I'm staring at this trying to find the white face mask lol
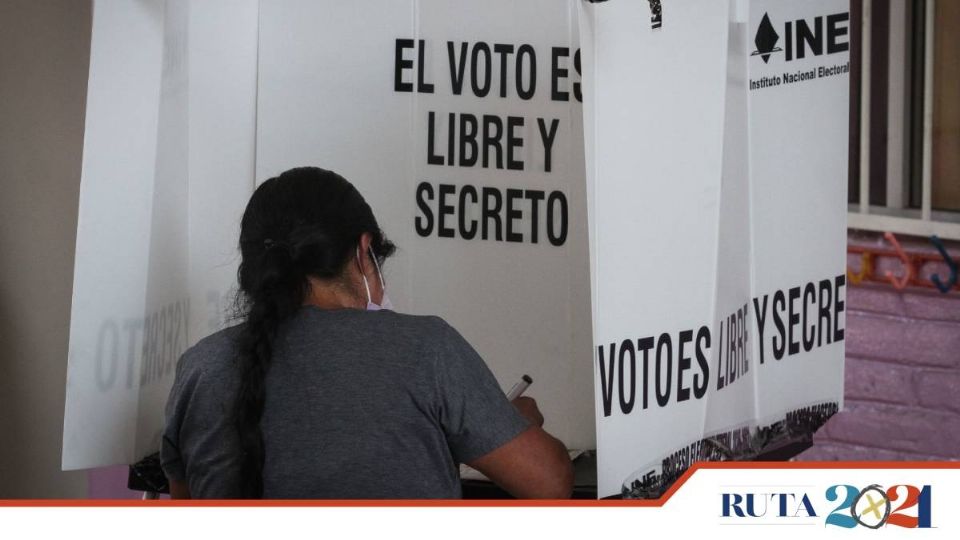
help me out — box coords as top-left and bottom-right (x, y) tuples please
(357, 246), (393, 311)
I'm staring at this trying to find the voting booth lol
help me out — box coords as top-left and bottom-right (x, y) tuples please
(63, 0), (849, 499)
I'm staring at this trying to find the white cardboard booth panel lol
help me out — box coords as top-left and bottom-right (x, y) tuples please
(64, 0), (848, 499)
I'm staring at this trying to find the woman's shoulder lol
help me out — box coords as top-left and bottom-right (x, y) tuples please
(173, 324), (245, 383)
(377, 310), (452, 333)
(372, 311), (473, 351)
(301, 306), (454, 339)
(374, 312), (480, 361)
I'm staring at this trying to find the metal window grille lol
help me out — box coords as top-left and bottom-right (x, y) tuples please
(848, 0), (960, 240)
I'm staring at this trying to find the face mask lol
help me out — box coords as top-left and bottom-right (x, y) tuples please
(357, 246), (393, 311)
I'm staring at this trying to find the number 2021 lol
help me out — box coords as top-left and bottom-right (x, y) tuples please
(825, 484), (932, 528)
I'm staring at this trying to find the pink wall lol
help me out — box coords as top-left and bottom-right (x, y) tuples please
(797, 233), (960, 462)
(88, 465), (141, 500)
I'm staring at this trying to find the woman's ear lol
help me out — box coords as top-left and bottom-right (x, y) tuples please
(354, 232), (374, 276)
(359, 232), (374, 254)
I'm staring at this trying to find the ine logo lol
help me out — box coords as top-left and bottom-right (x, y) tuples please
(752, 13), (782, 63)
(752, 11), (850, 64)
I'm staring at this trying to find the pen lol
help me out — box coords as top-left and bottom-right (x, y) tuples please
(506, 374), (533, 401)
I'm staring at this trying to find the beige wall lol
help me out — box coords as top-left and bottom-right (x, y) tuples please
(933, 0), (960, 211)
(0, 0), (92, 497)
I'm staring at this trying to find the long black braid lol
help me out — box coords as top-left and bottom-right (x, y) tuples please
(233, 167), (395, 497)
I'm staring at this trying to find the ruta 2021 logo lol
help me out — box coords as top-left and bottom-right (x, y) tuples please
(722, 484), (933, 529)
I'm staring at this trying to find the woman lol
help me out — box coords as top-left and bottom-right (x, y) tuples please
(160, 167), (573, 499)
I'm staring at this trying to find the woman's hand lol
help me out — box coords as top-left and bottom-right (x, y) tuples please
(511, 396), (544, 427)
(468, 396), (573, 498)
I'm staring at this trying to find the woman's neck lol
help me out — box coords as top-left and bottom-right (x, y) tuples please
(303, 278), (364, 310)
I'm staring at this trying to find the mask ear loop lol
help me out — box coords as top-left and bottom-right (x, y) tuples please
(368, 246), (386, 291)
(356, 246), (372, 303)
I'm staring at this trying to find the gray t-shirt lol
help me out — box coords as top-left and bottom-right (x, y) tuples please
(160, 307), (529, 499)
